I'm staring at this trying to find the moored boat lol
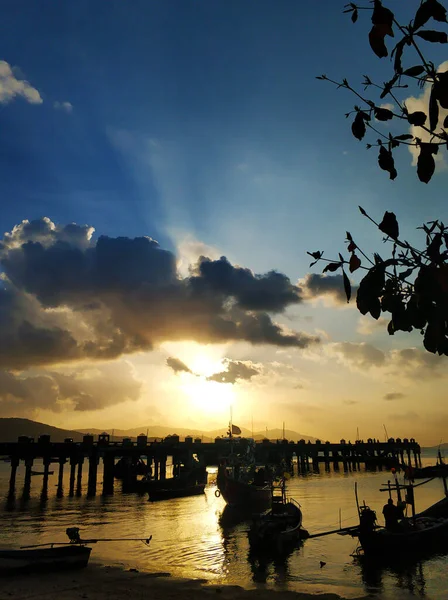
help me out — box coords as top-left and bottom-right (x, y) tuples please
(354, 473), (448, 558)
(0, 545), (91, 575)
(148, 482), (206, 501)
(249, 479), (309, 552)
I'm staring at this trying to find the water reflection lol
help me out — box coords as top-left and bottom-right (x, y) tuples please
(247, 547), (292, 586)
(357, 555), (428, 597)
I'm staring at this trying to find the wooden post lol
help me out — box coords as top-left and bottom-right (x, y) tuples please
(160, 456), (167, 481)
(57, 458), (66, 497)
(87, 453), (98, 497)
(8, 458), (19, 497)
(69, 458), (77, 496)
(42, 459), (51, 498)
(102, 455), (115, 495)
(76, 458), (84, 496)
(23, 458), (33, 499)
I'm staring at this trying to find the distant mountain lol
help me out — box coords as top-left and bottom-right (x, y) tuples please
(0, 418), (85, 443)
(0, 418), (318, 444)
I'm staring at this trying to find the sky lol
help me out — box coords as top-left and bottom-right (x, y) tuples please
(0, 0), (447, 445)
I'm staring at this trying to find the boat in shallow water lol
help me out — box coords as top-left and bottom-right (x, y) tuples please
(148, 482), (206, 501)
(249, 479), (309, 552)
(354, 473), (448, 559)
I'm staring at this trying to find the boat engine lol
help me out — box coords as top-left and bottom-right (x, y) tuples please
(66, 527), (82, 544)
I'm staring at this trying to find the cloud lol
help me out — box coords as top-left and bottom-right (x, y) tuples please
(0, 60), (42, 105)
(357, 316), (389, 336)
(389, 347), (448, 380)
(405, 61), (448, 170)
(300, 273), (358, 306)
(54, 101), (73, 113)
(0, 361), (142, 415)
(166, 357), (193, 374)
(331, 342), (386, 369)
(207, 360), (260, 384)
(0, 218), (319, 370)
(384, 392), (405, 401)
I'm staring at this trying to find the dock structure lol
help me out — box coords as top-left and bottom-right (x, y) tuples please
(0, 434), (421, 498)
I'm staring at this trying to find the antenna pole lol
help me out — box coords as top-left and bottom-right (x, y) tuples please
(383, 424), (389, 442)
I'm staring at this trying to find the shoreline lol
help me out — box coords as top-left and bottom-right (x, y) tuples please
(0, 564), (368, 600)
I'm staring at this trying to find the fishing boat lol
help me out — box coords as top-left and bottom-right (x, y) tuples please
(354, 472), (448, 558)
(148, 482), (206, 501)
(0, 527), (152, 576)
(248, 478), (309, 552)
(409, 451), (448, 479)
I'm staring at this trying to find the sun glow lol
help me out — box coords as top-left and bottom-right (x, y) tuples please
(180, 377), (235, 416)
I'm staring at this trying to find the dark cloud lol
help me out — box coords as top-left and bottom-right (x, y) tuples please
(207, 360), (260, 384)
(166, 357), (192, 374)
(0, 218), (320, 370)
(301, 274), (358, 305)
(390, 348), (448, 380)
(0, 362), (142, 415)
(384, 392), (405, 401)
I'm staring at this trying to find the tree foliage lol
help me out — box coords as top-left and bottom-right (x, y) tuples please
(317, 0), (448, 183)
(310, 1), (448, 356)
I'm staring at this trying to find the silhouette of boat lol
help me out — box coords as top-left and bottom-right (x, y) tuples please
(30, 470), (54, 476)
(410, 451), (448, 479)
(0, 528), (151, 576)
(354, 473), (448, 558)
(148, 482), (206, 501)
(249, 478), (309, 552)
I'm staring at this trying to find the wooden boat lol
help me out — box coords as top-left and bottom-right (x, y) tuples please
(148, 482), (206, 501)
(248, 479), (309, 552)
(0, 527), (152, 576)
(217, 464), (271, 511)
(0, 545), (91, 575)
(410, 451), (448, 479)
(354, 474), (448, 558)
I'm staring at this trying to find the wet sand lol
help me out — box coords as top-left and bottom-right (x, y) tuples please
(0, 565), (367, 600)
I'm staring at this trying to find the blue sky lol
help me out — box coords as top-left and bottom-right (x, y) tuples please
(0, 1), (447, 443)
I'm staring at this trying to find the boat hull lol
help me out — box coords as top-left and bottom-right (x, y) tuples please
(217, 474), (271, 511)
(0, 545), (92, 576)
(359, 517), (448, 557)
(148, 483), (206, 501)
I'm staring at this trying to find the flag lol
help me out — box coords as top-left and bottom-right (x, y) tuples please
(231, 424), (241, 435)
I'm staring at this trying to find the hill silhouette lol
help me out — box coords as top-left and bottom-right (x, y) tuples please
(0, 418), (317, 444)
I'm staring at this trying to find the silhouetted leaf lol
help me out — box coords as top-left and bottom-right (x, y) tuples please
(371, 0), (394, 33)
(403, 65), (426, 77)
(407, 111), (427, 126)
(434, 71), (448, 109)
(387, 320), (395, 335)
(346, 231), (353, 242)
(342, 270), (351, 303)
(429, 85), (439, 131)
(378, 146), (397, 180)
(380, 73), (399, 99)
(379, 211), (399, 239)
(323, 262), (341, 273)
(369, 24), (389, 58)
(417, 143), (438, 183)
(424, 319), (440, 353)
(395, 134), (414, 141)
(415, 30), (448, 43)
(349, 253), (361, 272)
(399, 268), (414, 281)
(352, 112), (366, 140)
(347, 241), (357, 252)
(427, 232), (443, 261)
(374, 107), (393, 121)
(352, 8), (358, 23)
(392, 39), (405, 73)
(307, 251), (323, 260)
(444, 115), (448, 128)
(414, 0), (447, 29)
(359, 206), (368, 216)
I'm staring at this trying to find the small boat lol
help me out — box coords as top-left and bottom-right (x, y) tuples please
(354, 473), (448, 558)
(148, 483), (206, 501)
(31, 470), (54, 476)
(217, 464), (272, 511)
(0, 527), (152, 576)
(409, 451), (448, 479)
(249, 479), (309, 552)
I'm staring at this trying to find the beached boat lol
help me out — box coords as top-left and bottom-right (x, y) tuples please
(0, 545), (92, 575)
(148, 482), (206, 501)
(0, 527), (152, 576)
(249, 479), (309, 552)
(354, 474), (448, 558)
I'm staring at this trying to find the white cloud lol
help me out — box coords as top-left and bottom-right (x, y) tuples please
(405, 60), (448, 170)
(357, 315), (388, 335)
(0, 60), (42, 105)
(54, 101), (73, 113)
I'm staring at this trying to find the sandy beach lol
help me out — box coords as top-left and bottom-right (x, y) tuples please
(0, 565), (368, 600)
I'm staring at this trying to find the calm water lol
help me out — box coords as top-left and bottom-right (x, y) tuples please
(1, 456), (447, 599)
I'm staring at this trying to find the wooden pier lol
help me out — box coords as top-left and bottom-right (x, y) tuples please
(0, 434), (421, 498)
